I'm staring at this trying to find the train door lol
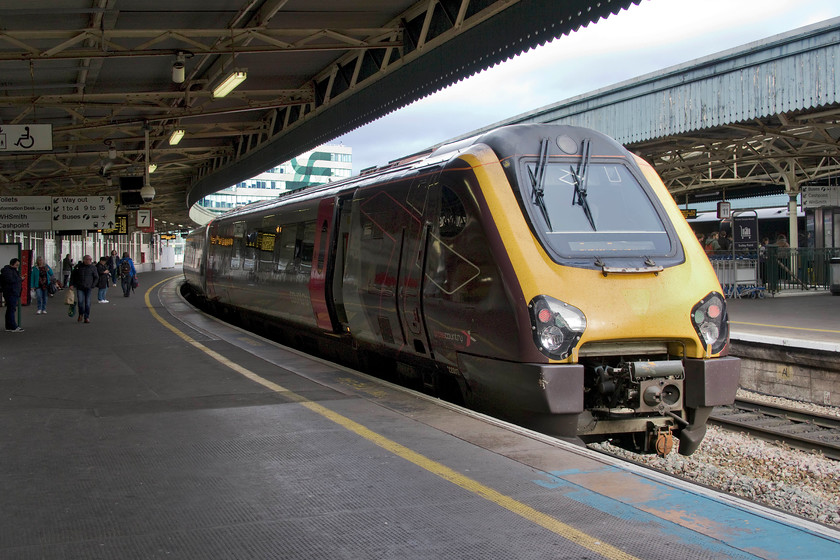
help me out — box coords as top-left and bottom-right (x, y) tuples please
(397, 176), (437, 356)
(329, 195), (354, 332)
(308, 197), (335, 331)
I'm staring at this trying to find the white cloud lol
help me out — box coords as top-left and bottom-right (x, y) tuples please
(336, 0), (840, 172)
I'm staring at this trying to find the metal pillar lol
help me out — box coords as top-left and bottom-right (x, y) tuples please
(788, 194), (799, 249)
(780, 162), (800, 249)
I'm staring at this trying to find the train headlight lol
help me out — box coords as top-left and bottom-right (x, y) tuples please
(690, 292), (729, 355)
(529, 295), (586, 360)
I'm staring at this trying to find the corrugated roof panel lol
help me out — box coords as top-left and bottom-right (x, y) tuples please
(502, 17), (840, 144)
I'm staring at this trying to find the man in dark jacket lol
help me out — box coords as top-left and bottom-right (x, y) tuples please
(71, 255), (99, 323)
(1, 258), (24, 332)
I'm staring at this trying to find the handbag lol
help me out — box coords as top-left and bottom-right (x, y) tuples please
(64, 287), (76, 306)
(131, 275), (139, 289)
(47, 279), (58, 295)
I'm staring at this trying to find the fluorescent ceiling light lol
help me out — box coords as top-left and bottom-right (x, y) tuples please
(148, 163), (157, 174)
(213, 69), (247, 98)
(169, 129), (185, 145)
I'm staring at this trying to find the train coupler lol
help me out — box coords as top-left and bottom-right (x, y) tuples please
(648, 423), (674, 456)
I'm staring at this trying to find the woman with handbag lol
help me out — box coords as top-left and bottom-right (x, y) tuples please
(30, 256), (55, 315)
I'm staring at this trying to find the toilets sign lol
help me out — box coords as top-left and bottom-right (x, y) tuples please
(0, 195), (115, 231)
(0, 124), (53, 152)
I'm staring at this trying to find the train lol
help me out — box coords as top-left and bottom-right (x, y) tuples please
(183, 124), (740, 456)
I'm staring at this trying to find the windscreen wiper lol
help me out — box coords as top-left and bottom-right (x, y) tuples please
(528, 138), (552, 230)
(570, 138), (596, 231)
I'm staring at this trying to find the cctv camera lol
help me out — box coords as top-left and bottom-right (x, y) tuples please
(140, 184), (156, 203)
(172, 52), (186, 84)
(172, 62), (185, 84)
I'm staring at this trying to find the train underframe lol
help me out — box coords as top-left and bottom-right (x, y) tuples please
(183, 286), (738, 456)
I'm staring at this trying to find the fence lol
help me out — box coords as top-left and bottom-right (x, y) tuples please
(709, 247), (840, 296)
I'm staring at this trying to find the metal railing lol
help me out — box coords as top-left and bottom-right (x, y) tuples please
(708, 247), (840, 295)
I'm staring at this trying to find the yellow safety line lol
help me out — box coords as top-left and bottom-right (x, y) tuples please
(144, 277), (639, 560)
(731, 321), (840, 335)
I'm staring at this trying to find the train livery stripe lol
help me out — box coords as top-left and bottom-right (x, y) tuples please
(144, 277), (640, 560)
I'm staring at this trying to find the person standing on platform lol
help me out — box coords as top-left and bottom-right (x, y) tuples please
(72, 255), (99, 324)
(118, 252), (136, 298)
(107, 250), (119, 287)
(30, 256), (55, 314)
(61, 254), (73, 288)
(718, 229), (731, 252)
(96, 256), (111, 303)
(1, 258), (24, 332)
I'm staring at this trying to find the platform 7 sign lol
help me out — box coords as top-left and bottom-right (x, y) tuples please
(136, 209), (152, 229)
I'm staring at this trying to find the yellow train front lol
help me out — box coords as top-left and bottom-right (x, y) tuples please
(184, 124), (740, 456)
(422, 125), (739, 456)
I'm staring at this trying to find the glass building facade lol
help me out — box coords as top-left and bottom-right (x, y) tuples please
(198, 144), (352, 213)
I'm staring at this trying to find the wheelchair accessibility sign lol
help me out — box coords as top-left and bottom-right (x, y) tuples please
(0, 124), (53, 152)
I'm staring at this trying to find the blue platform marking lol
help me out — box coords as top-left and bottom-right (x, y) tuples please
(534, 466), (840, 560)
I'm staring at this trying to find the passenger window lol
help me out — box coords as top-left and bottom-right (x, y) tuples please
(276, 226), (296, 272)
(299, 221), (316, 270)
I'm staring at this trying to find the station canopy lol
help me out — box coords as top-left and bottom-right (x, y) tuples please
(0, 0), (642, 226)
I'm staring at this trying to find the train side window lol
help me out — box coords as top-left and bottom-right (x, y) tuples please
(439, 185), (467, 238)
(300, 221), (316, 266)
(276, 225), (296, 272)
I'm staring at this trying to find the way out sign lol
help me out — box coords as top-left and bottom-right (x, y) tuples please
(0, 124), (53, 152)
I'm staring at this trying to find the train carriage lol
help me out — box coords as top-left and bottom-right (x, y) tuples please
(184, 124), (740, 455)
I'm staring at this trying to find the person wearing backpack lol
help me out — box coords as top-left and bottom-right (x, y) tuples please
(118, 252), (136, 297)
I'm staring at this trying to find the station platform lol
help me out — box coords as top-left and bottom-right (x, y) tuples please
(1, 268), (839, 559)
(727, 290), (840, 352)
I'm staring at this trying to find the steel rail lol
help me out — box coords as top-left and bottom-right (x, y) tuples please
(709, 398), (840, 460)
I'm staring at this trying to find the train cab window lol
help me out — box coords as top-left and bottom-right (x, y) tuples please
(439, 185), (467, 238)
(522, 161), (673, 258)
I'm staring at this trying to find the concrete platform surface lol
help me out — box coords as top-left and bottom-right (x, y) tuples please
(727, 290), (839, 351)
(1, 268), (838, 559)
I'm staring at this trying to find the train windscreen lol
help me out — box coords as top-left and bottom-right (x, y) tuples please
(523, 161), (672, 258)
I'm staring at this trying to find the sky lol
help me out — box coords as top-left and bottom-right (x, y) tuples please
(333, 0), (840, 174)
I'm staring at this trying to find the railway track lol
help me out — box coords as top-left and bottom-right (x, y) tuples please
(709, 398), (840, 460)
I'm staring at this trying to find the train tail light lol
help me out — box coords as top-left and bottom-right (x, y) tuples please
(528, 295), (586, 360)
(690, 292), (729, 355)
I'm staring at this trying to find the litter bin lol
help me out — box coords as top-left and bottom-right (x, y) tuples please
(831, 257), (840, 295)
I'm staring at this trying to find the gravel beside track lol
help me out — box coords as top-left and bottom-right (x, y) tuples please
(589, 389), (840, 528)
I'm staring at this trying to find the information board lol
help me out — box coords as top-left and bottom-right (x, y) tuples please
(99, 214), (128, 235)
(0, 196), (53, 231)
(801, 185), (840, 208)
(51, 196), (116, 231)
